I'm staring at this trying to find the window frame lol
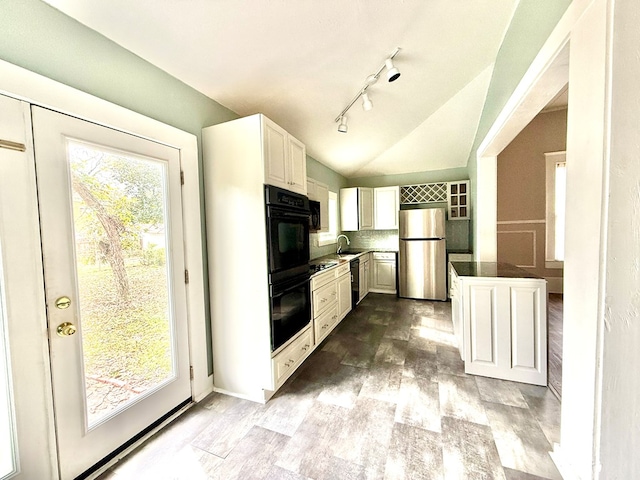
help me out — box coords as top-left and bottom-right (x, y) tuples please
(545, 151), (566, 268)
(317, 191), (338, 247)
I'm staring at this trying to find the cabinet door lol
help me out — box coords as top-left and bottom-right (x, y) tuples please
(340, 188), (359, 231)
(364, 259), (370, 295)
(449, 269), (464, 359)
(373, 260), (396, 292)
(315, 181), (330, 232)
(337, 272), (352, 320)
(307, 178), (317, 201)
(359, 187), (374, 230)
(374, 186), (399, 230)
(462, 280), (547, 385)
(358, 261), (366, 302)
(263, 120), (288, 189)
(287, 135), (307, 195)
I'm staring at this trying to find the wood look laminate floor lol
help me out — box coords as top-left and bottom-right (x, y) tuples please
(98, 294), (562, 480)
(547, 294), (563, 400)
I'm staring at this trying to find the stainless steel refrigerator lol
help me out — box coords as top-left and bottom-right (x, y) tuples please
(398, 208), (447, 300)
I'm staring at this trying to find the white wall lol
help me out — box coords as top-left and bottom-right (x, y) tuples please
(597, 0), (640, 476)
(560, 0), (608, 476)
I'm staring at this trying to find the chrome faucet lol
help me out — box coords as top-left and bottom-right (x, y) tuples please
(336, 234), (350, 254)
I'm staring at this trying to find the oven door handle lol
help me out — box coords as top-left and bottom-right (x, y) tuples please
(270, 276), (310, 296)
(281, 212), (310, 219)
(269, 209), (310, 220)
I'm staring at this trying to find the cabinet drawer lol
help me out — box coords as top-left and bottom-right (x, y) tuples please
(313, 280), (337, 317)
(311, 269), (335, 289)
(373, 252), (396, 261)
(335, 263), (350, 277)
(314, 304), (339, 344)
(272, 327), (313, 387)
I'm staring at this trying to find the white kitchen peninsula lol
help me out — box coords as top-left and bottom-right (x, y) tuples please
(449, 262), (547, 386)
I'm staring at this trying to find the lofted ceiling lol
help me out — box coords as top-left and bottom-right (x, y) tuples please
(43, 0), (519, 178)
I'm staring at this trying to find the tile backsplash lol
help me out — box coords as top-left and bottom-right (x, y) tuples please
(310, 219), (470, 260)
(347, 230), (399, 251)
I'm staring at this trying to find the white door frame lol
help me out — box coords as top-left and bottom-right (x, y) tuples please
(0, 58), (212, 475)
(473, 0), (603, 478)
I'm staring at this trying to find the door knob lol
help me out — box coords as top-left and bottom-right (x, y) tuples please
(56, 322), (77, 337)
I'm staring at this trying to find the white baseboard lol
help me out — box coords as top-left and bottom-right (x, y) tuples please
(546, 276), (563, 294)
(212, 386), (270, 404)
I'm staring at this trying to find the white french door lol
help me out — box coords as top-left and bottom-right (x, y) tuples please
(0, 94), (57, 480)
(31, 106), (191, 479)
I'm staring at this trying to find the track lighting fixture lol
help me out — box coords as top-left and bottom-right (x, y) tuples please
(385, 58), (401, 82)
(335, 47), (401, 133)
(338, 116), (348, 133)
(361, 93), (373, 111)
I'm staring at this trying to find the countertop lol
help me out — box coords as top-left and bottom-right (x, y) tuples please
(309, 249), (397, 276)
(450, 262), (543, 280)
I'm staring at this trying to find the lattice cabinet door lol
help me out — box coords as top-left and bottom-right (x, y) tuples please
(400, 183), (447, 204)
(447, 181), (470, 220)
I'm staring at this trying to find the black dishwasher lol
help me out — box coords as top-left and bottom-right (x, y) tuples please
(350, 257), (360, 307)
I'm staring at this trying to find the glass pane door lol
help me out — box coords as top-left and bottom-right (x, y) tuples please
(32, 105), (190, 479)
(67, 140), (177, 429)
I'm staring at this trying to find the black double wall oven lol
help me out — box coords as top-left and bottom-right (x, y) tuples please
(265, 185), (311, 352)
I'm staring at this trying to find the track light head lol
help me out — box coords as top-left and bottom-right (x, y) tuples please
(385, 58), (401, 82)
(338, 116), (348, 133)
(361, 93), (373, 111)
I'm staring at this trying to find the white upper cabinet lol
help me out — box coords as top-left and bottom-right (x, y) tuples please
(287, 135), (307, 194)
(263, 117), (307, 195)
(340, 187), (373, 231)
(374, 186), (399, 230)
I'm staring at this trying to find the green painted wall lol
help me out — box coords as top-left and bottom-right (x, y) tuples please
(0, 0), (242, 375)
(0, 0), (238, 136)
(307, 156), (348, 193)
(347, 167), (469, 188)
(466, 0), (572, 247)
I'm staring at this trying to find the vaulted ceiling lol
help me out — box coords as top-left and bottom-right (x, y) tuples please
(43, 0), (519, 178)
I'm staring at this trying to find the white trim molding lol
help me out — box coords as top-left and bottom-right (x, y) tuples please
(0, 58), (212, 402)
(497, 219), (545, 225)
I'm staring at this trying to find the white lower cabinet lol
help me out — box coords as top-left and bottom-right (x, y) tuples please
(358, 253), (370, 302)
(337, 271), (352, 320)
(450, 263), (548, 386)
(449, 267), (464, 360)
(312, 279), (337, 318)
(370, 252), (397, 294)
(314, 304), (339, 345)
(272, 327), (313, 388)
(311, 262), (351, 345)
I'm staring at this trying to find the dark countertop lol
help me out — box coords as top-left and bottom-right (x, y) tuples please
(450, 262), (543, 280)
(309, 249), (397, 276)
